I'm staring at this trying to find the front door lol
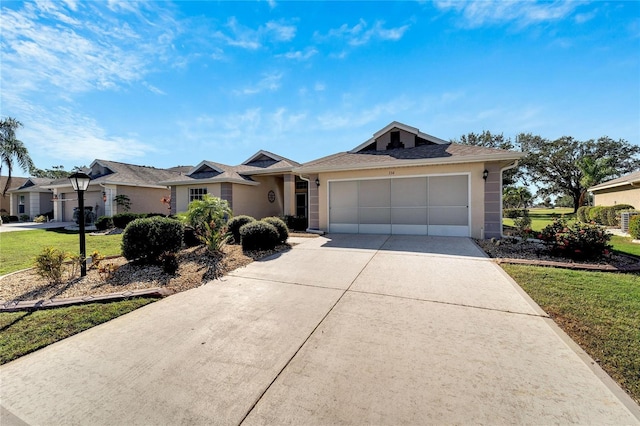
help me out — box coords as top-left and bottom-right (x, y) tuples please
(296, 193), (307, 217)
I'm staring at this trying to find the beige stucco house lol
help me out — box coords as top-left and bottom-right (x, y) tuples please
(6, 177), (53, 220)
(295, 122), (524, 239)
(161, 151), (306, 220)
(41, 160), (188, 222)
(588, 170), (639, 208)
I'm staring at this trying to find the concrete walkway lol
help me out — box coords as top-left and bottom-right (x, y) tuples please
(1, 235), (639, 425)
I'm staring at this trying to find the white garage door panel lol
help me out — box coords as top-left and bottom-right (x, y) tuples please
(328, 175), (469, 236)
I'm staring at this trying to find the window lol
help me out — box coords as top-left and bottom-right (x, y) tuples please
(18, 195), (25, 214)
(189, 188), (207, 202)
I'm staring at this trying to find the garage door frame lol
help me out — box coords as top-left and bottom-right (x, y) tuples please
(327, 172), (471, 237)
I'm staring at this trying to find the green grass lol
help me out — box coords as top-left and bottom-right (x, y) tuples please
(0, 229), (123, 275)
(503, 207), (575, 231)
(611, 235), (640, 258)
(0, 298), (156, 365)
(503, 264), (640, 403)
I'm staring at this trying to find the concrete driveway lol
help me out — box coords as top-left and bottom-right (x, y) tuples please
(1, 235), (639, 425)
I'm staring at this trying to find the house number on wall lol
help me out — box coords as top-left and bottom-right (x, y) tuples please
(268, 190), (276, 203)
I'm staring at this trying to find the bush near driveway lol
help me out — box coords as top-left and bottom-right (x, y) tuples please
(538, 218), (611, 260)
(239, 221), (279, 251)
(261, 216), (289, 244)
(227, 215), (255, 244)
(121, 217), (184, 264)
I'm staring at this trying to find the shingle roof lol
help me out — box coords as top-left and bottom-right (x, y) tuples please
(589, 170), (640, 191)
(89, 160), (185, 186)
(296, 143), (524, 173)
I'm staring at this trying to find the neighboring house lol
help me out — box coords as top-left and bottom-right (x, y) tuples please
(161, 150), (305, 220)
(295, 121), (524, 239)
(588, 170), (640, 208)
(6, 177), (53, 220)
(42, 160), (189, 222)
(0, 176), (28, 215)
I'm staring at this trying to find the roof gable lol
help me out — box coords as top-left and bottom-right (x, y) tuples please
(589, 170), (640, 192)
(350, 121), (448, 153)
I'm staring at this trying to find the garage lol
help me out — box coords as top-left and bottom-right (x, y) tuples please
(328, 174), (469, 236)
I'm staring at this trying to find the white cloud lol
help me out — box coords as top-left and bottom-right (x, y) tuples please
(220, 17), (297, 50)
(320, 19), (410, 47)
(433, 0), (587, 28)
(235, 73), (283, 95)
(314, 82), (326, 92)
(265, 21), (297, 41)
(279, 47), (318, 60)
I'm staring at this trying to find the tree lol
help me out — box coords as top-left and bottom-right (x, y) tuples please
(452, 131), (521, 184)
(576, 156), (616, 207)
(30, 165), (71, 179)
(519, 134), (640, 213)
(0, 117), (35, 196)
(503, 186), (533, 209)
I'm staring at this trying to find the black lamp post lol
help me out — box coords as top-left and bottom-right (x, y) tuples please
(69, 172), (91, 277)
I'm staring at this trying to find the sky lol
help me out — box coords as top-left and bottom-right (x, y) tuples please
(1, 0), (639, 173)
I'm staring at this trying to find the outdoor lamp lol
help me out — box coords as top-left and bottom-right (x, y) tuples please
(482, 169), (489, 181)
(69, 172), (91, 276)
(315, 177), (320, 187)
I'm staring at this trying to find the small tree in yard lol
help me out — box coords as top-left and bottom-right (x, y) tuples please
(180, 195), (233, 254)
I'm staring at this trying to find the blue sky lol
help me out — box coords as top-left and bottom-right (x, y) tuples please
(1, 0), (639, 172)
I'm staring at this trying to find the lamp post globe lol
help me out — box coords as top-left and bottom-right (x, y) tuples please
(69, 172), (91, 276)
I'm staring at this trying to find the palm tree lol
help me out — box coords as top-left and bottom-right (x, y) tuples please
(576, 155), (616, 207)
(0, 117), (35, 196)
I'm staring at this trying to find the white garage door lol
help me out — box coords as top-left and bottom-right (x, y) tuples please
(329, 175), (469, 236)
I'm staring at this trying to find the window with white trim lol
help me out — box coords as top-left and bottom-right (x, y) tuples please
(189, 188), (207, 202)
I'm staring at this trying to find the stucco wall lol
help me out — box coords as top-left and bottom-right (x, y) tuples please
(114, 186), (171, 215)
(174, 183), (222, 213)
(593, 186), (639, 208)
(232, 176), (284, 219)
(316, 162), (487, 238)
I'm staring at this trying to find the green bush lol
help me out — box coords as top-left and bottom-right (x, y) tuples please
(261, 216), (289, 244)
(19, 214), (30, 222)
(1, 214), (9, 224)
(504, 209), (529, 219)
(34, 247), (68, 284)
(513, 215), (533, 240)
(588, 206), (609, 225)
(180, 195), (232, 235)
(537, 218), (612, 260)
(576, 206), (591, 223)
(239, 221), (279, 251)
(227, 215), (256, 244)
(34, 215), (48, 223)
(112, 213), (143, 229)
(613, 204), (635, 211)
(602, 207), (617, 226)
(198, 221), (230, 254)
(160, 252), (179, 275)
(95, 216), (114, 231)
(282, 215), (308, 231)
(629, 216), (640, 239)
(121, 217), (184, 264)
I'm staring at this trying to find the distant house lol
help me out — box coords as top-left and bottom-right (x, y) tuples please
(1, 176), (28, 216)
(295, 121), (524, 239)
(42, 160), (189, 222)
(588, 170), (640, 208)
(161, 150), (305, 220)
(6, 177), (52, 220)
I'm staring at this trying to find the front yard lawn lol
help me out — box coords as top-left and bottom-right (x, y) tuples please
(0, 298), (156, 365)
(503, 264), (640, 404)
(611, 235), (640, 258)
(0, 229), (123, 275)
(503, 207), (575, 231)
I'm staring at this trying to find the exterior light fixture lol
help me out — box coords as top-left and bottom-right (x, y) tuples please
(69, 171), (91, 277)
(102, 191), (107, 202)
(315, 177), (320, 187)
(482, 169), (489, 181)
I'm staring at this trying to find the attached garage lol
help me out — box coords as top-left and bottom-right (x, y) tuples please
(329, 174), (469, 236)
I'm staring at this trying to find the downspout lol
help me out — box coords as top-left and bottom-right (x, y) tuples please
(297, 174), (325, 235)
(500, 160), (520, 239)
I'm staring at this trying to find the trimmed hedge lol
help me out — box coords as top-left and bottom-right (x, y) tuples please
(630, 216), (640, 239)
(227, 215), (256, 244)
(262, 216), (289, 243)
(95, 216), (114, 231)
(122, 217), (184, 264)
(113, 213), (143, 229)
(239, 221), (279, 251)
(576, 206), (591, 223)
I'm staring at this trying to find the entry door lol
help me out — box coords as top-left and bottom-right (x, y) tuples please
(296, 193), (307, 217)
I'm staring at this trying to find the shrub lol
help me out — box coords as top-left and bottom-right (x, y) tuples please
(180, 195), (232, 235)
(513, 215), (533, 240)
(198, 221), (230, 254)
(602, 206), (617, 227)
(227, 215), (255, 244)
(19, 214), (30, 222)
(89, 250), (105, 270)
(34, 215), (48, 223)
(121, 217), (184, 264)
(8, 215), (19, 223)
(588, 206), (607, 225)
(112, 213), (143, 229)
(630, 216), (640, 239)
(576, 206), (591, 223)
(183, 225), (200, 247)
(95, 216), (114, 231)
(1, 214), (9, 224)
(613, 204), (635, 211)
(504, 209), (529, 219)
(239, 221), (279, 251)
(282, 215), (308, 231)
(538, 218), (612, 260)
(160, 252), (179, 275)
(34, 247), (68, 284)
(261, 216), (289, 243)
